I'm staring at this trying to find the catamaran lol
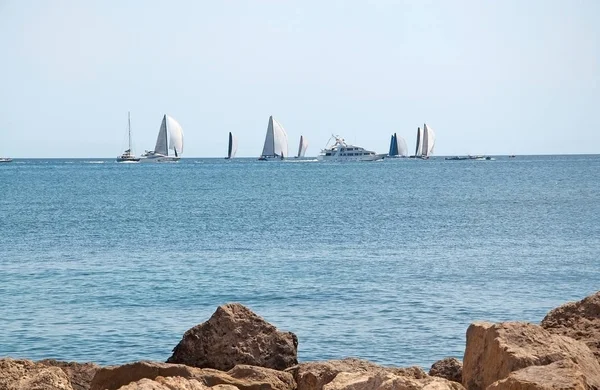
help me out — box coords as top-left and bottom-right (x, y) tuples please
(140, 114), (184, 163)
(225, 132), (238, 159)
(413, 123), (435, 159)
(388, 133), (408, 158)
(117, 111), (140, 163)
(296, 135), (308, 158)
(258, 116), (288, 160)
(317, 135), (385, 162)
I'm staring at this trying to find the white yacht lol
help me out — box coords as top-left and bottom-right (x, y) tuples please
(0, 157), (12, 163)
(140, 114), (184, 163)
(317, 135), (385, 162)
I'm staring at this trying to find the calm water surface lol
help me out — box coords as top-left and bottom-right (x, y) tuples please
(0, 155), (599, 368)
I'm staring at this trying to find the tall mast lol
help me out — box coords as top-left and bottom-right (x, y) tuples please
(128, 111), (132, 151)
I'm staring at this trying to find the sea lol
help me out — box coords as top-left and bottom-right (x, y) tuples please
(0, 155), (599, 369)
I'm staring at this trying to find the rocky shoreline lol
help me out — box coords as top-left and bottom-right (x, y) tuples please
(1, 291), (599, 390)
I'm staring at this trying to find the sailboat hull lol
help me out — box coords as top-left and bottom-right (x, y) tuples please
(139, 154), (180, 163)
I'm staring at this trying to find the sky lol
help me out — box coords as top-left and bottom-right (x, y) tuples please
(0, 0), (598, 158)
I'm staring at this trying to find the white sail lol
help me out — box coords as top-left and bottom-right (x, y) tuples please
(167, 115), (184, 156)
(154, 116), (168, 155)
(397, 135), (408, 157)
(273, 117), (288, 157)
(297, 135), (308, 157)
(228, 132), (238, 159)
(422, 123), (435, 157)
(261, 116), (288, 157)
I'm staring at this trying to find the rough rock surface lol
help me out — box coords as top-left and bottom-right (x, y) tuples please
(116, 376), (209, 390)
(462, 321), (600, 390)
(38, 360), (100, 390)
(429, 358), (462, 383)
(322, 371), (464, 390)
(0, 358), (73, 390)
(167, 303), (298, 371)
(90, 361), (295, 390)
(487, 360), (593, 390)
(285, 358), (427, 390)
(541, 291), (600, 363)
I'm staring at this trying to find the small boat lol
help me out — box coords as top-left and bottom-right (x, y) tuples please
(140, 114), (184, 163)
(0, 157), (13, 163)
(445, 155), (493, 161)
(388, 133), (408, 158)
(317, 135), (385, 162)
(117, 112), (140, 163)
(225, 132), (238, 159)
(414, 124), (435, 159)
(296, 135), (309, 158)
(258, 116), (288, 160)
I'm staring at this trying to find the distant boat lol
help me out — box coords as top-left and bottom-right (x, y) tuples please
(296, 135), (308, 158)
(117, 111), (140, 163)
(0, 157), (12, 163)
(317, 135), (385, 162)
(258, 116), (288, 160)
(414, 124), (435, 159)
(140, 114), (184, 163)
(388, 133), (408, 158)
(225, 132), (238, 159)
(445, 155), (493, 161)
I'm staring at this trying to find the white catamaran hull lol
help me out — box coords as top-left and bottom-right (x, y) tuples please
(139, 154), (180, 163)
(317, 154), (385, 162)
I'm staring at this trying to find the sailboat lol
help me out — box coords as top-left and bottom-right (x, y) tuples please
(413, 124), (435, 159)
(117, 112), (140, 163)
(225, 132), (238, 159)
(140, 114), (184, 163)
(296, 135), (308, 158)
(388, 133), (408, 158)
(258, 115), (288, 160)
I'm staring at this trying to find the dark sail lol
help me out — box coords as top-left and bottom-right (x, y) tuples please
(228, 132), (233, 158)
(415, 127), (421, 157)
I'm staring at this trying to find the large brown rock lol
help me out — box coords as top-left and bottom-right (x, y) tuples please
(541, 291), (600, 363)
(429, 358), (462, 384)
(285, 358), (427, 390)
(167, 303), (298, 371)
(116, 376), (210, 390)
(322, 371), (464, 390)
(0, 358), (74, 390)
(90, 361), (295, 390)
(462, 321), (600, 390)
(487, 360), (593, 390)
(38, 360), (100, 390)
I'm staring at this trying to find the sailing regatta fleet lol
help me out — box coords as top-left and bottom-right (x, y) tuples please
(113, 114), (435, 163)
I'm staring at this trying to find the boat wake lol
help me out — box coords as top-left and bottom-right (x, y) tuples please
(84, 161), (105, 164)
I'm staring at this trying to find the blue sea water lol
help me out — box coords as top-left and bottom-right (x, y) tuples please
(0, 155), (599, 369)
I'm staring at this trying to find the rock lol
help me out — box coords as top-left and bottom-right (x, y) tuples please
(38, 360), (100, 390)
(322, 371), (464, 390)
(541, 291), (600, 363)
(462, 321), (600, 390)
(285, 358), (427, 390)
(90, 361), (295, 390)
(167, 303), (298, 371)
(487, 360), (591, 390)
(90, 362), (204, 390)
(116, 376), (209, 390)
(429, 358), (462, 383)
(0, 358), (74, 390)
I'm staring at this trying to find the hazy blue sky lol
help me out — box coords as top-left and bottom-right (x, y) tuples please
(1, 0), (598, 157)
